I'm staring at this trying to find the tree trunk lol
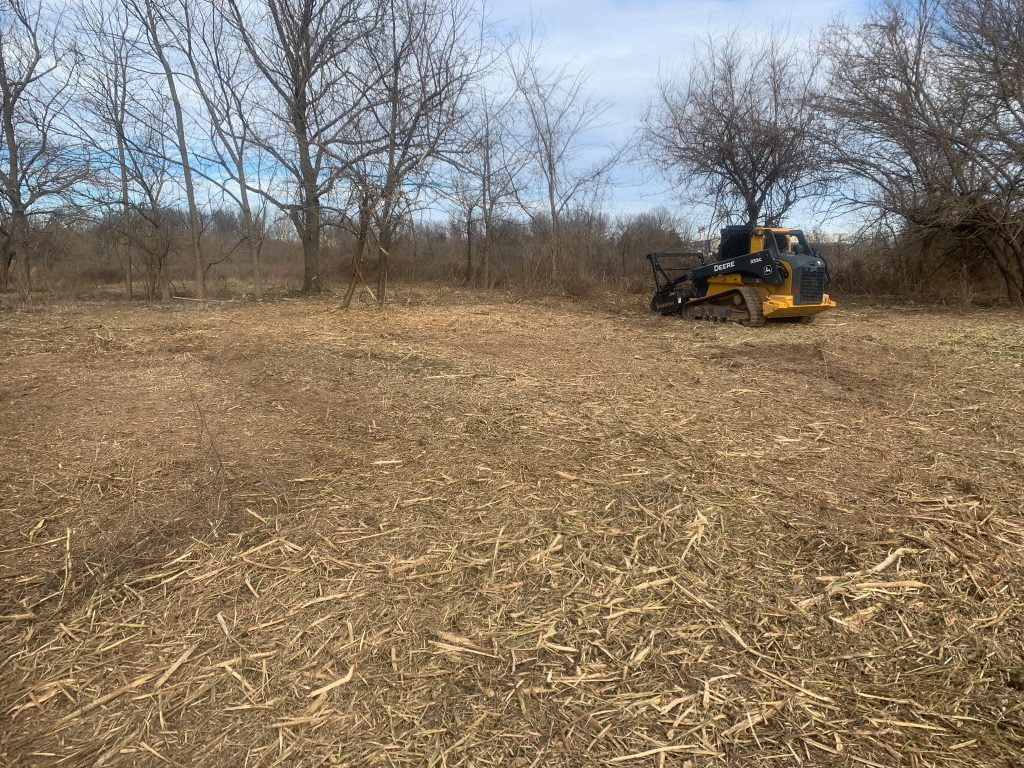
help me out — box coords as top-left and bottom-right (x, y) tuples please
(481, 203), (494, 290)
(124, 250), (133, 298)
(4, 108), (28, 300)
(481, 227), (491, 289)
(465, 207), (474, 284)
(377, 237), (390, 307)
(342, 200), (372, 309)
(159, 258), (170, 302)
(295, 119), (322, 294)
(981, 230), (1024, 304)
(15, 254), (30, 301)
(11, 213), (30, 302)
(301, 210), (321, 294)
(376, 193), (395, 306)
(745, 196), (759, 228)
(547, 157), (559, 280)
(237, 180), (262, 301)
(145, 3), (206, 300)
(116, 136), (133, 299)
(0, 238), (11, 291)
(292, 185), (321, 294)
(247, 238), (263, 301)
(1006, 240), (1024, 305)
(169, 88), (205, 300)
(143, 252), (158, 299)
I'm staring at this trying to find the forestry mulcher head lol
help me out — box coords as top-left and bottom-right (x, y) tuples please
(647, 225), (837, 325)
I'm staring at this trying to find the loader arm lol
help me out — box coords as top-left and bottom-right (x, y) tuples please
(687, 249), (786, 287)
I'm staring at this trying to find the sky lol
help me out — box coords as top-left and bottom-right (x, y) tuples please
(484, 0), (869, 231)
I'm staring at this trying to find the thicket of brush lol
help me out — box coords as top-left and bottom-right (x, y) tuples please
(14, 209), (1014, 306)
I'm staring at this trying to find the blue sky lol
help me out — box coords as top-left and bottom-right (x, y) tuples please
(485, 0), (868, 230)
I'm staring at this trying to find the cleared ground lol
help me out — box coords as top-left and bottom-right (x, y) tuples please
(1, 290), (1023, 767)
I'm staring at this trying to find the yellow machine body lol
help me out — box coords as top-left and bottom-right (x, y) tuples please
(704, 227), (836, 320)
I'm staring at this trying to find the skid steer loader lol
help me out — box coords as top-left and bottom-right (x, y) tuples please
(647, 225), (836, 325)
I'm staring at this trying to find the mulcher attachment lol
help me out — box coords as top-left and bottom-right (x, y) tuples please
(647, 252), (703, 316)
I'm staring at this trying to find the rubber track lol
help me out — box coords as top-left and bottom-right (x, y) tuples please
(737, 286), (766, 326)
(684, 286), (766, 326)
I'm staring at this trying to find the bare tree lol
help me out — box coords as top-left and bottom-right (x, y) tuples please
(340, 0), (480, 306)
(118, 93), (180, 301)
(175, 0), (270, 300)
(73, 0), (141, 297)
(74, 0), (185, 302)
(821, 0), (1024, 301)
(943, 0), (1024, 155)
(124, 0), (207, 298)
(644, 30), (827, 228)
(0, 0), (87, 299)
(449, 84), (528, 288)
(512, 43), (619, 277)
(226, 0), (379, 294)
(943, 0), (1024, 299)
(512, 47), (614, 270)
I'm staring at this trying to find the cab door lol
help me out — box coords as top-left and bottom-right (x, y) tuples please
(749, 229), (767, 254)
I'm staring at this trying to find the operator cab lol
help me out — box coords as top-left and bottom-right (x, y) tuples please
(715, 225), (829, 305)
(716, 225), (815, 260)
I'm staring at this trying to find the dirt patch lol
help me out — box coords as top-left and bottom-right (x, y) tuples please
(1, 292), (1023, 766)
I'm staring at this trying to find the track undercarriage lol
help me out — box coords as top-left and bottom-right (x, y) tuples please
(683, 286), (765, 326)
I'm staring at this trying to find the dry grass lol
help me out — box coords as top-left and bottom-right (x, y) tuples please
(1, 287), (1023, 767)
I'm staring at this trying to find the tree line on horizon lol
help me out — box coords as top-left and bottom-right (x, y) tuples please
(2, 0), (1022, 304)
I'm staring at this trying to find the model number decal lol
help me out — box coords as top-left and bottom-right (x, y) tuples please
(714, 260), (736, 272)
